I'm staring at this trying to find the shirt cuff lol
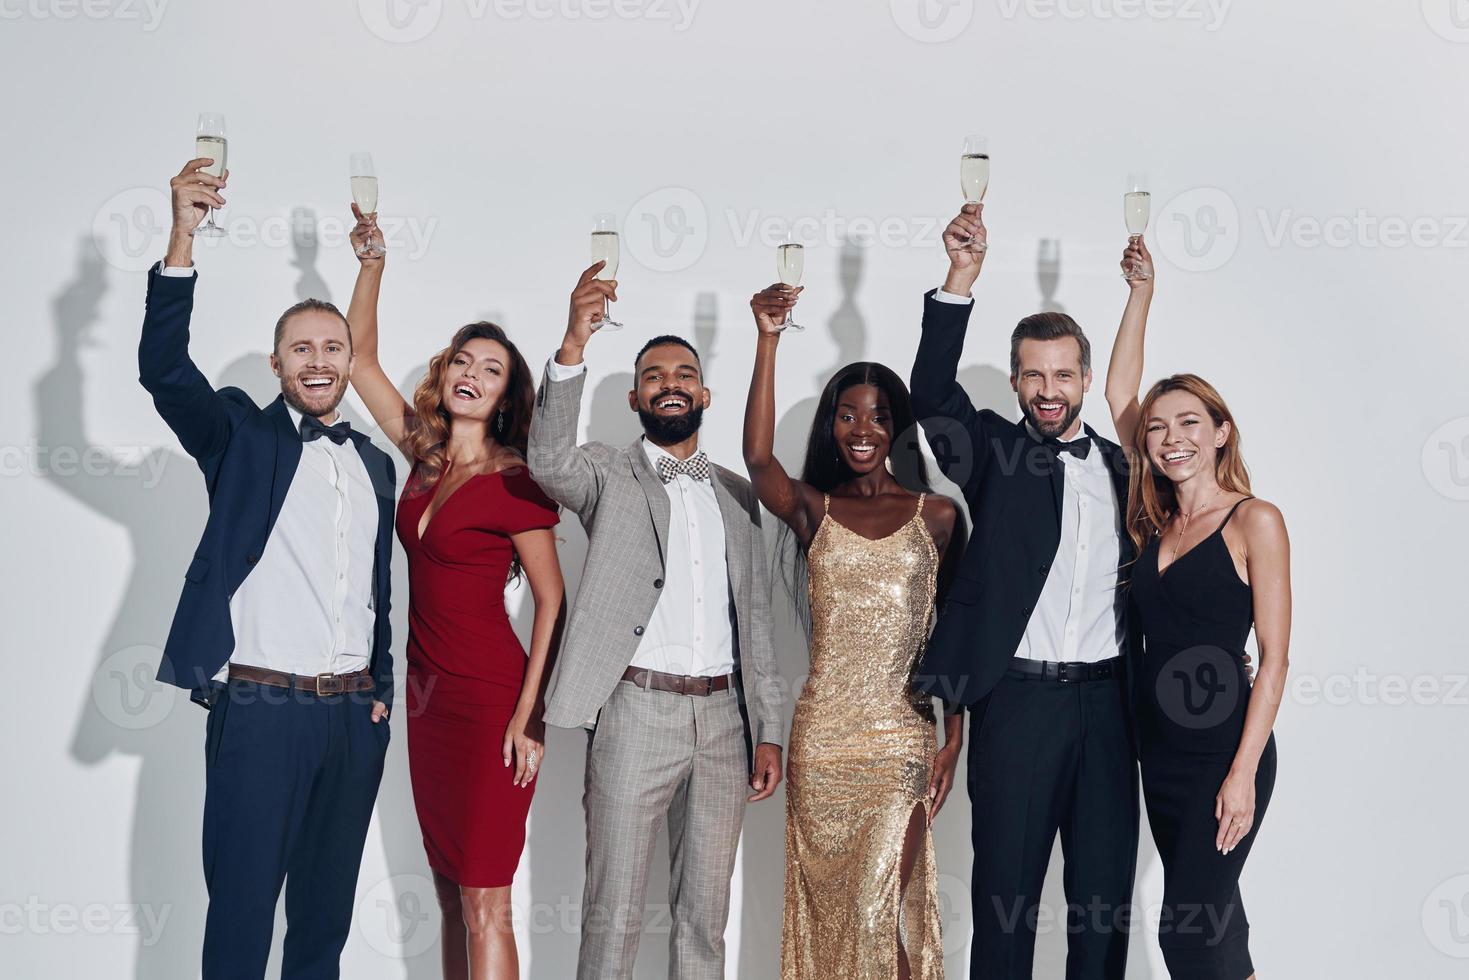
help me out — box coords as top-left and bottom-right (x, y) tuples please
(545, 356), (586, 382)
(933, 286), (972, 305)
(159, 264), (196, 278)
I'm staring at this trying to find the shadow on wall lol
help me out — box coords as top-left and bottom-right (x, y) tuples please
(42, 237), (280, 980)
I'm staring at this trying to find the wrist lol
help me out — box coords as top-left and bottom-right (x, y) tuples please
(164, 229), (194, 268)
(555, 340), (586, 366)
(1228, 760), (1257, 780)
(943, 268), (978, 297)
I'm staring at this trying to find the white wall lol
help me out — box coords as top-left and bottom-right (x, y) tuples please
(5, 1), (1469, 976)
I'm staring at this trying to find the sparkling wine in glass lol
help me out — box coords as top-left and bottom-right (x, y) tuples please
(351, 152), (385, 258)
(590, 213), (623, 331)
(776, 240), (805, 332)
(194, 113), (227, 238)
(957, 134), (989, 253)
(1123, 173), (1151, 281)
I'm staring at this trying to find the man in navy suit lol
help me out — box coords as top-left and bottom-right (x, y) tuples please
(139, 157), (396, 980)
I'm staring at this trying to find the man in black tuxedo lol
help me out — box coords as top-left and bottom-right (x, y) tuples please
(138, 158), (396, 979)
(910, 204), (1141, 979)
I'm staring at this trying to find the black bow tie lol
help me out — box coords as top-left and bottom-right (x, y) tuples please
(1045, 436), (1092, 460)
(300, 415), (351, 445)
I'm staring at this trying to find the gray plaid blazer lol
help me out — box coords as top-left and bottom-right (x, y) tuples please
(527, 366), (786, 750)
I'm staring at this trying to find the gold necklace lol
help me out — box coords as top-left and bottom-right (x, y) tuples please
(1169, 486), (1225, 564)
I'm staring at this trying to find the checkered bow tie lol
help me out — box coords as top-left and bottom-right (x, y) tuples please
(655, 451), (711, 483)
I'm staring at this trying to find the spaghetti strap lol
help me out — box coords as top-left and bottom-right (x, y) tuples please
(822, 492), (830, 514)
(1218, 496), (1254, 532)
(914, 492), (927, 519)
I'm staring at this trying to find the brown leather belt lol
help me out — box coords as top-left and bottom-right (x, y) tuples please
(228, 663), (375, 696)
(621, 666), (733, 697)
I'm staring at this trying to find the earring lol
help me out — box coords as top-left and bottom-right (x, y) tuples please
(496, 411), (506, 434)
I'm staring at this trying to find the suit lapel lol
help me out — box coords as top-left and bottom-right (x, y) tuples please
(709, 467), (748, 599)
(265, 396), (303, 533)
(628, 439), (672, 568)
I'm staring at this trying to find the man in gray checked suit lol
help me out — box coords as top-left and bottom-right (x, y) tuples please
(528, 262), (786, 980)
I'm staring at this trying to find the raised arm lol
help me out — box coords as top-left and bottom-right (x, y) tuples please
(526, 263), (617, 515)
(137, 159), (233, 462)
(743, 284), (823, 546)
(1104, 236), (1155, 443)
(345, 205), (414, 457)
(1215, 499), (1291, 855)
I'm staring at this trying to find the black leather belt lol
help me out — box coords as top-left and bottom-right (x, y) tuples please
(1007, 656), (1121, 683)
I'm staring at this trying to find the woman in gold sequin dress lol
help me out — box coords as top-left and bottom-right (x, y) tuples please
(743, 284), (965, 979)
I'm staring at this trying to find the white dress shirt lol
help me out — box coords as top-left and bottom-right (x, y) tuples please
(545, 356), (737, 677)
(213, 388), (379, 680)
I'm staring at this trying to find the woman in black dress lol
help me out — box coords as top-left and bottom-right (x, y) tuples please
(1104, 238), (1291, 979)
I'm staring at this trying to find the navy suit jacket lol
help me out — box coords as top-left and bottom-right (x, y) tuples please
(909, 290), (1143, 711)
(137, 265), (396, 708)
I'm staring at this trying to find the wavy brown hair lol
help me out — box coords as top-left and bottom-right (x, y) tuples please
(1126, 373), (1251, 554)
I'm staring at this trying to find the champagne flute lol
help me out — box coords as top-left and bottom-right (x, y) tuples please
(590, 213), (623, 331)
(776, 238), (805, 332)
(957, 134), (989, 252)
(350, 152), (386, 258)
(194, 113), (228, 238)
(1122, 173), (1151, 281)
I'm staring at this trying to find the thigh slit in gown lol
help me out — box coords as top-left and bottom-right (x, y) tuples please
(395, 463), (560, 889)
(1130, 498), (1278, 980)
(782, 493), (944, 979)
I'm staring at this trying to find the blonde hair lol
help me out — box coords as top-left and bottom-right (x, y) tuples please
(1126, 373), (1251, 554)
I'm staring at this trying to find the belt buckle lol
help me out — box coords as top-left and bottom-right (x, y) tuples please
(693, 675), (713, 697)
(315, 672), (339, 696)
(1056, 662), (1072, 684)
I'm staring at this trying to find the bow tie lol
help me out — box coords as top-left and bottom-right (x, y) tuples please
(300, 415), (352, 445)
(656, 451), (711, 483)
(1045, 436), (1092, 460)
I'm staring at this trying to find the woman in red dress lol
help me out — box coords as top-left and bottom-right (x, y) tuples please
(346, 209), (565, 979)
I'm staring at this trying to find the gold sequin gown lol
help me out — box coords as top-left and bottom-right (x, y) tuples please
(782, 493), (944, 979)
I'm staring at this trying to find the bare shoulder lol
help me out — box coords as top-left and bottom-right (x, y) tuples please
(921, 491), (959, 533)
(1237, 497), (1288, 547)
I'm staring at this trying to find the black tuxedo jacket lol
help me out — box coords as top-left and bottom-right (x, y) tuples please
(137, 265), (396, 707)
(909, 290), (1143, 708)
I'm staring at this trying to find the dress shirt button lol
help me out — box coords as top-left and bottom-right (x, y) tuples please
(653, 578), (664, 589)
(633, 626), (645, 636)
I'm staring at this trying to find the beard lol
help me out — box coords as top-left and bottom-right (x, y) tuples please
(638, 403), (705, 444)
(281, 373), (348, 418)
(1020, 395), (1083, 440)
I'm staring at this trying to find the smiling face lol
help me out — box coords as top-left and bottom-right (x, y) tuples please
(439, 336), (511, 424)
(1145, 388), (1230, 484)
(1012, 336), (1090, 439)
(629, 342), (709, 443)
(271, 310), (353, 419)
(832, 383), (893, 475)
